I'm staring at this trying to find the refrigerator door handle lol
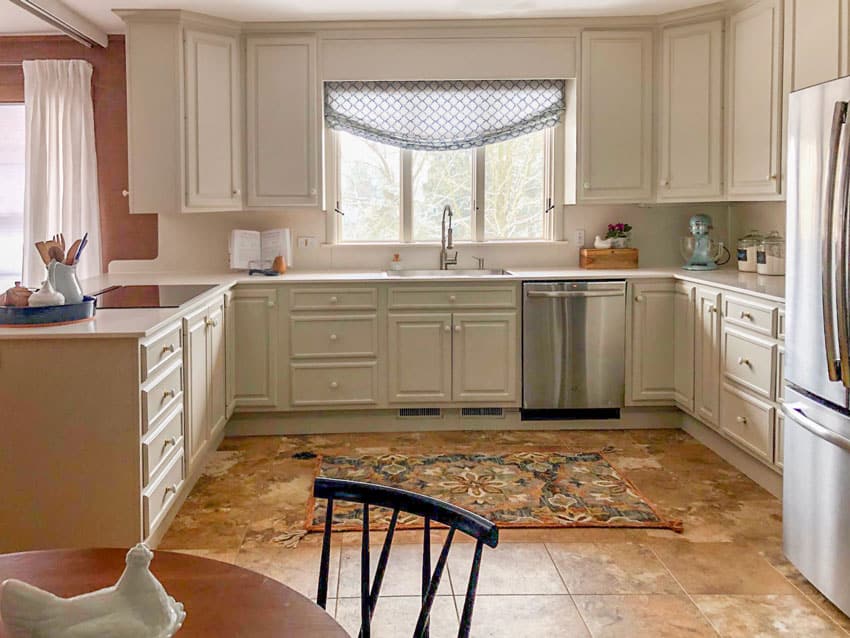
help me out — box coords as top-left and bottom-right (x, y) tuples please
(837, 103), (850, 388)
(822, 101), (848, 382)
(783, 402), (850, 453)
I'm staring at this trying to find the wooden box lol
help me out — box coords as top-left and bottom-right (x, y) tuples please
(580, 248), (639, 269)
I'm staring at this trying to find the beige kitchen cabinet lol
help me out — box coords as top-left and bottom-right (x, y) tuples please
(673, 281), (696, 411)
(726, 0), (784, 198)
(388, 313), (453, 403)
(232, 287), (279, 408)
(658, 20), (724, 201)
(579, 30), (653, 202)
(246, 35), (320, 208)
(694, 286), (722, 426)
(784, 0), (850, 91)
(182, 296), (226, 471)
(452, 312), (518, 403)
(183, 29), (242, 210)
(224, 290), (235, 419)
(627, 280), (676, 405)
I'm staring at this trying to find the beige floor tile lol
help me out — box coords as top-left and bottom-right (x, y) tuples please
(547, 543), (682, 594)
(234, 544), (340, 600)
(651, 542), (796, 595)
(460, 595), (591, 638)
(335, 595), (458, 637)
(448, 542), (567, 595)
(694, 594), (846, 637)
(338, 543), (453, 598)
(573, 594), (718, 637)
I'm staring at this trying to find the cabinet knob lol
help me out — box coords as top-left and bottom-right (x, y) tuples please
(444, 324), (450, 332)
(162, 389), (176, 400)
(164, 437), (178, 448)
(267, 300), (275, 308)
(448, 295), (456, 303)
(329, 296), (339, 304)
(583, 181), (591, 189)
(329, 333), (338, 341)
(709, 305), (717, 313)
(232, 189), (241, 196)
(634, 295), (644, 303)
(768, 174), (777, 181)
(205, 317), (217, 328)
(737, 357), (751, 367)
(660, 179), (669, 187)
(161, 344), (175, 354)
(329, 381), (339, 389)
(740, 311), (754, 320)
(455, 325), (462, 332)
(736, 416), (748, 424)
(311, 188), (318, 195)
(121, 189), (129, 198)
(164, 484), (178, 496)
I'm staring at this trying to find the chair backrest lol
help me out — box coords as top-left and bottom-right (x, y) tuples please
(314, 477), (499, 638)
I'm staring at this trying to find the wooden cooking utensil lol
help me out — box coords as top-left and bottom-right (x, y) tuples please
(48, 245), (65, 263)
(64, 239), (82, 265)
(35, 242), (51, 265)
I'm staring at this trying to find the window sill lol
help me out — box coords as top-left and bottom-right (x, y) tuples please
(328, 239), (570, 248)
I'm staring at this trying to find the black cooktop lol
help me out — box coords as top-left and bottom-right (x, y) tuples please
(93, 284), (218, 309)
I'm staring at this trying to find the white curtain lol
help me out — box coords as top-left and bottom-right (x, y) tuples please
(22, 60), (102, 286)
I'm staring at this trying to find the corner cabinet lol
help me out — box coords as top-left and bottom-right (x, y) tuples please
(246, 35), (321, 208)
(726, 0), (784, 198)
(579, 30), (653, 202)
(673, 281), (696, 411)
(626, 280), (676, 405)
(658, 20), (724, 201)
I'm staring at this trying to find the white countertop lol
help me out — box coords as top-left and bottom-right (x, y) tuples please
(0, 267), (785, 340)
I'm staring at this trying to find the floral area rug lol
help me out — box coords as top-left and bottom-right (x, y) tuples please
(306, 451), (683, 533)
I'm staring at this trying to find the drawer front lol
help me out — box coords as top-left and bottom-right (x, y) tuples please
(290, 288), (377, 311)
(143, 450), (184, 538)
(140, 324), (182, 382)
(724, 296), (777, 336)
(290, 314), (378, 359)
(720, 384), (775, 463)
(388, 286), (516, 310)
(142, 406), (184, 487)
(141, 362), (183, 433)
(290, 361), (378, 406)
(722, 328), (776, 399)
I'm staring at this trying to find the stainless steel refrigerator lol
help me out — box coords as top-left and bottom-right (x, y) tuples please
(785, 76), (850, 616)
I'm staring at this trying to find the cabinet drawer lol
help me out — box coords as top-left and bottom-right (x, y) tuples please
(722, 328), (776, 399)
(143, 449), (184, 538)
(290, 314), (377, 358)
(720, 384), (775, 463)
(141, 361), (183, 433)
(290, 288), (377, 311)
(724, 296), (777, 336)
(142, 405), (183, 487)
(290, 361), (378, 406)
(388, 286), (516, 310)
(140, 324), (182, 382)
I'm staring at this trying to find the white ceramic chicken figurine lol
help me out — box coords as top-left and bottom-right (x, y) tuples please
(0, 544), (185, 638)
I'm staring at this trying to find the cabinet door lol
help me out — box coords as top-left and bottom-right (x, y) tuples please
(727, 0), (783, 198)
(452, 312), (518, 403)
(580, 30), (653, 202)
(224, 291), (235, 418)
(627, 281), (676, 404)
(207, 299), (227, 438)
(785, 0), (848, 91)
(659, 21), (724, 200)
(246, 35), (320, 207)
(183, 29), (242, 210)
(388, 313), (452, 403)
(694, 286), (722, 426)
(183, 306), (210, 470)
(674, 281), (696, 411)
(232, 287), (279, 408)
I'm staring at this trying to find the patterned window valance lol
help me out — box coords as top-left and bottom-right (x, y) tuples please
(324, 79), (566, 151)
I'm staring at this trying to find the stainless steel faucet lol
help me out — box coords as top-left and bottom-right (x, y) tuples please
(440, 204), (458, 270)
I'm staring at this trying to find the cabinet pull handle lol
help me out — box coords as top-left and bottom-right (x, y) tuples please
(329, 381), (339, 389)
(737, 357), (751, 367)
(329, 296), (339, 304)
(164, 437), (178, 448)
(740, 311), (754, 320)
(161, 344), (175, 354)
(162, 389), (176, 400)
(736, 416), (748, 424)
(329, 333), (338, 341)
(205, 317), (217, 328)
(164, 484), (178, 496)
(449, 295), (456, 302)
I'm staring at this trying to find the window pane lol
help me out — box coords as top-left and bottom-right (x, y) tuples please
(338, 131), (401, 242)
(411, 149), (472, 242)
(484, 130), (545, 240)
(0, 104), (25, 290)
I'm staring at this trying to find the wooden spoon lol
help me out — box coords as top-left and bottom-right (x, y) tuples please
(64, 239), (82, 265)
(34, 242), (51, 265)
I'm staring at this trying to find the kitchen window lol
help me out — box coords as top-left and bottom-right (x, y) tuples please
(326, 79), (563, 244)
(0, 104), (25, 289)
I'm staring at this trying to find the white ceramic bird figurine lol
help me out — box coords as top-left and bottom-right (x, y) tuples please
(594, 235), (615, 249)
(0, 544), (185, 638)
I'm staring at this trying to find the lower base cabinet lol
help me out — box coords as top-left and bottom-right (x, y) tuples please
(388, 313), (452, 403)
(628, 280), (676, 404)
(452, 312), (518, 403)
(231, 287), (279, 408)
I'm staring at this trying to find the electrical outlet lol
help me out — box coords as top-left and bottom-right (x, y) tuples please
(575, 229), (586, 248)
(298, 236), (318, 249)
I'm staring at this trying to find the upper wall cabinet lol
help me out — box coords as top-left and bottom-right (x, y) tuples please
(579, 30), (653, 202)
(726, 0), (784, 199)
(658, 20), (724, 201)
(246, 35), (321, 208)
(183, 29), (242, 210)
(784, 0), (850, 91)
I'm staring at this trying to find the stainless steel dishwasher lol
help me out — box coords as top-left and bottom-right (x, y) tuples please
(522, 281), (626, 410)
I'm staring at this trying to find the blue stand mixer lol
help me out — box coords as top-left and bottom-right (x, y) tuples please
(680, 214), (731, 271)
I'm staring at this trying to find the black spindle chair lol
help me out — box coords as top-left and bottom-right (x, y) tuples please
(314, 477), (499, 638)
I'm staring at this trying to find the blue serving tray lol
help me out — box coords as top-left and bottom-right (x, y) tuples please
(0, 296), (97, 327)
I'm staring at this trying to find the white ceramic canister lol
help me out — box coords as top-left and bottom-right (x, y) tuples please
(737, 230), (762, 273)
(757, 231), (785, 276)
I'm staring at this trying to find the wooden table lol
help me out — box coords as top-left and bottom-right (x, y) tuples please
(0, 548), (348, 637)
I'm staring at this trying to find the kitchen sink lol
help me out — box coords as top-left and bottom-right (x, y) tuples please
(385, 269), (512, 277)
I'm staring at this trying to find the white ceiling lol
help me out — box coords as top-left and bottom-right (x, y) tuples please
(1, 0), (713, 35)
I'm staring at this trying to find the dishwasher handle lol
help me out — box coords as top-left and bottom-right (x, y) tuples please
(526, 290), (625, 299)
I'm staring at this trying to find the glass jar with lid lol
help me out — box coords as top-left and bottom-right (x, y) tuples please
(737, 230), (763, 272)
(757, 231), (785, 276)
